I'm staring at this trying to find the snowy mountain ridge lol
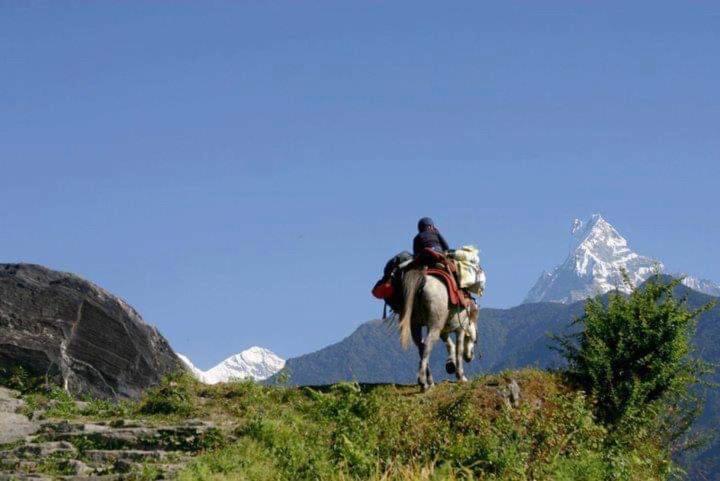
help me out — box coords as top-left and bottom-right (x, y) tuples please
(525, 214), (720, 303)
(178, 346), (285, 384)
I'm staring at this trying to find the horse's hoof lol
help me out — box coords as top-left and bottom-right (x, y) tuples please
(421, 383), (433, 392)
(458, 375), (468, 383)
(445, 361), (457, 375)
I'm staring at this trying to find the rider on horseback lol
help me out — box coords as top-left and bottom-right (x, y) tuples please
(372, 217), (483, 390)
(413, 217), (450, 265)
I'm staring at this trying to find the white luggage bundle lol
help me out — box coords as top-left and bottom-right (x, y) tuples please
(448, 245), (486, 296)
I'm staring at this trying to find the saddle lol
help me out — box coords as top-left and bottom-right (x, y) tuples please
(372, 249), (474, 316)
(425, 266), (473, 309)
(411, 249), (474, 308)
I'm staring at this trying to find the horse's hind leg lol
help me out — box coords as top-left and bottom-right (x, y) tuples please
(425, 364), (434, 387)
(419, 327), (440, 391)
(412, 323), (426, 388)
(441, 332), (457, 375)
(455, 329), (468, 382)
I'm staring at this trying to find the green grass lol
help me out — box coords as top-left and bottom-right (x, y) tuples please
(6, 370), (673, 480)
(173, 371), (669, 481)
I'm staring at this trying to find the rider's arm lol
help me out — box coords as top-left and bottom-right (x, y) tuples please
(412, 234), (422, 256)
(438, 232), (450, 251)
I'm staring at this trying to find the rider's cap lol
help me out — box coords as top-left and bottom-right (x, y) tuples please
(418, 217), (435, 232)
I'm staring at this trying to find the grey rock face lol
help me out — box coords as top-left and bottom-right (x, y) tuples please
(0, 264), (182, 400)
(0, 387), (37, 444)
(0, 418), (211, 480)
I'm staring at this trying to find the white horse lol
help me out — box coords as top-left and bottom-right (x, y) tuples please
(398, 269), (479, 391)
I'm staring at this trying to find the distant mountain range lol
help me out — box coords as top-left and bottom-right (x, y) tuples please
(524, 214), (720, 303)
(681, 275), (720, 297)
(272, 302), (579, 386)
(179, 347), (285, 383)
(273, 282), (718, 387)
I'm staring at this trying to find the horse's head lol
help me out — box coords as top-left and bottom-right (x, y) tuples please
(463, 320), (478, 363)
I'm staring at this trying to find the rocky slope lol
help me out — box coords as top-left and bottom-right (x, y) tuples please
(0, 387), (36, 445)
(178, 347), (285, 383)
(0, 264), (182, 400)
(0, 412), (219, 480)
(524, 214), (720, 303)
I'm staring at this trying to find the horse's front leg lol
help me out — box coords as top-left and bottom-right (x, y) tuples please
(455, 329), (468, 382)
(441, 332), (457, 375)
(420, 328), (440, 391)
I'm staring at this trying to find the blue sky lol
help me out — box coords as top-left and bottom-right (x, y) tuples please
(1, 2), (719, 368)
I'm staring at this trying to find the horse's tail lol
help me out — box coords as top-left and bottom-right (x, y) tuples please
(399, 269), (424, 350)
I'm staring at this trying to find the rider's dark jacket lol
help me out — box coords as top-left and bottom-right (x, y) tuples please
(413, 230), (450, 257)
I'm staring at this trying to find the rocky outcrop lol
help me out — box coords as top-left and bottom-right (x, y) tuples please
(0, 264), (182, 400)
(0, 387), (37, 445)
(0, 419), (219, 480)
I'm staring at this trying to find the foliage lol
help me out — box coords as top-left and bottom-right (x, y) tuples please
(10, 367), (677, 480)
(0, 365), (45, 393)
(176, 371), (668, 481)
(44, 386), (80, 418)
(556, 274), (713, 437)
(137, 372), (196, 416)
(80, 397), (134, 418)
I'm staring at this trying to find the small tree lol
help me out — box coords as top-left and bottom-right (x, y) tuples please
(556, 274), (712, 430)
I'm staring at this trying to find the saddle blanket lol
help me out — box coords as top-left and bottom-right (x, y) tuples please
(426, 267), (473, 309)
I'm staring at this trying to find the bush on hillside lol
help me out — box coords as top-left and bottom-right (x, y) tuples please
(138, 372), (196, 416)
(0, 365), (45, 393)
(556, 274), (713, 432)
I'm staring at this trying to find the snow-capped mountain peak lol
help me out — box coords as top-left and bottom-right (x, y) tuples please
(525, 214), (720, 304)
(569, 214), (649, 274)
(179, 347), (285, 384)
(525, 214), (661, 304)
(678, 275), (720, 297)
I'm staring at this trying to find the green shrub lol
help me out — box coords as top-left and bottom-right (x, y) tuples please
(556, 274), (712, 430)
(138, 372), (196, 416)
(310, 383), (380, 478)
(0, 365), (44, 393)
(44, 387), (80, 418)
(80, 398), (134, 418)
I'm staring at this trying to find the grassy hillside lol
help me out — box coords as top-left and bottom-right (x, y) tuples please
(1, 370), (674, 480)
(146, 371), (679, 480)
